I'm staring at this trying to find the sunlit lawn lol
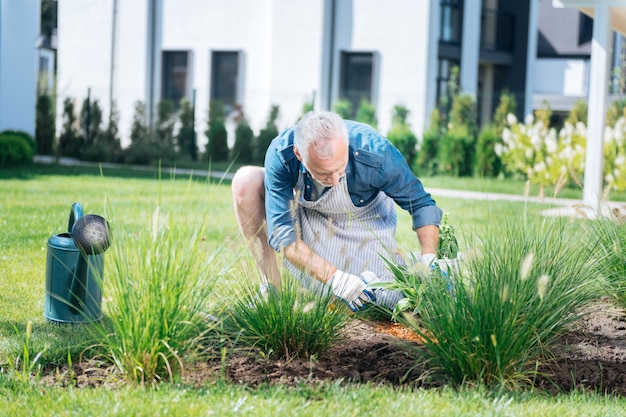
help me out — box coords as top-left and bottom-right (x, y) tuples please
(1, 163), (625, 416)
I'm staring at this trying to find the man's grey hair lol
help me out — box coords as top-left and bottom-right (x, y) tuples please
(294, 111), (349, 162)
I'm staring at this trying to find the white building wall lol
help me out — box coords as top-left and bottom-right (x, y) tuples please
(0, 0), (40, 136)
(334, 0), (432, 135)
(55, 0), (436, 149)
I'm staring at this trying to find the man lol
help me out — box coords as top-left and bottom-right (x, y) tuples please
(232, 111), (442, 311)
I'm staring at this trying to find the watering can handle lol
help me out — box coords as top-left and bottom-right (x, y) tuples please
(68, 202), (84, 233)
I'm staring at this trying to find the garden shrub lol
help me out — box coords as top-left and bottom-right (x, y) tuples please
(205, 101), (229, 161)
(0, 132), (34, 166)
(36, 93), (55, 155)
(604, 116), (626, 191)
(58, 97), (82, 158)
(474, 124), (501, 177)
(387, 105), (417, 167)
(153, 99), (177, 163)
(416, 109), (442, 176)
(333, 98), (353, 120)
(493, 90), (517, 136)
(0, 130), (35, 154)
(176, 98), (198, 161)
(438, 125), (474, 177)
(606, 98), (626, 126)
(567, 99), (588, 125)
(124, 101), (153, 165)
(355, 99), (377, 129)
(255, 105), (280, 163)
(231, 117), (255, 163)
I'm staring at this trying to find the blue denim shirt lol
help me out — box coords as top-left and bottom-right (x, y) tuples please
(264, 120), (442, 252)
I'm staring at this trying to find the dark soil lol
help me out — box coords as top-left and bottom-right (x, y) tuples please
(41, 299), (626, 395)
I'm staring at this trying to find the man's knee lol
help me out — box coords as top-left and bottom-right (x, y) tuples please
(232, 166), (265, 204)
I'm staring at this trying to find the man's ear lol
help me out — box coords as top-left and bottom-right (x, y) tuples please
(293, 146), (303, 161)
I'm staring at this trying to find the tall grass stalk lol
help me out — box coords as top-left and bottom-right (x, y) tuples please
(223, 274), (350, 360)
(389, 210), (601, 388)
(584, 210), (626, 309)
(7, 321), (44, 383)
(91, 183), (228, 385)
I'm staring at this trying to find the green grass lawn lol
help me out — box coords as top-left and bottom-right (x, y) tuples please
(1, 163), (625, 416)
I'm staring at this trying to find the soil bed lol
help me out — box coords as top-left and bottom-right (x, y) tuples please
(42, 299), (626, 395)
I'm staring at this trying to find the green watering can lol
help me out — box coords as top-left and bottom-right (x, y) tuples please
(44, 202), (111, 324)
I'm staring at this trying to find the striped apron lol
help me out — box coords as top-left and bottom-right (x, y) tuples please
(283, 172), (404, 309)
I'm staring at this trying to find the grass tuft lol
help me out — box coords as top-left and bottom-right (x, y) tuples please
(222, 275), (350, 360)
(89, 183), (228, 385)
(385, 209), (601, 389)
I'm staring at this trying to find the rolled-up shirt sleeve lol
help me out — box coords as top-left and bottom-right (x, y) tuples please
(264, 137), (300, 252)
(351, 135), (442, 230)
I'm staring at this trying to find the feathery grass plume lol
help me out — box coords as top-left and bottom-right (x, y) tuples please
(90, 178), (228, 385)
(222, 274), (350, 360)
(519, 253), (535, 281)
(584, 211), (626, 309)
(385, 208), (601, 389)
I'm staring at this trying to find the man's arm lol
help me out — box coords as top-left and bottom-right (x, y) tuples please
(416, 224), (439, 256)
(282, 238), (336, 283)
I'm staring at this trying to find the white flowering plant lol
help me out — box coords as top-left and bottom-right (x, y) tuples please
(496, 114), (626, 191)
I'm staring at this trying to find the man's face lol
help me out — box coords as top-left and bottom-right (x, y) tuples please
(295, 136), (348, 187)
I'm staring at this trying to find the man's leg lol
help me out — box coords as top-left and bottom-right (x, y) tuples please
(231, 166), (281, 288)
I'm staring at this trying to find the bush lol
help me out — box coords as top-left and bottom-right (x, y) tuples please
(154, 99), (176, 162)
(387, 105), (417, 167)
(567, 100), (588, 125)
(333, 98), (353, 119)
(0, 132), (34, 166)
(58, 98), (82, 158)
(493, 90), (517, 136)
(438, 125), (474, 177)
(176, 98), (197, 161)
(416, 110), (442, 176)
(255, 105), (280, 164)
(474, 124), (502, 177)
(205, 101), (229, 161)
(231, 117), (255, 163)
(36, 94), (55, 155)
(124, 101), (153, 165)
(355, 99), (377, 129)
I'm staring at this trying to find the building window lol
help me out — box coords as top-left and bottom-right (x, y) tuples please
(162, 51), (190, 107)
(440, 0), (462, 44)
(210, 51), (240, 114)
(339, 51), (374, 115)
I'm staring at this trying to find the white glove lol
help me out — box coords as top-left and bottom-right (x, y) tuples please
(328, 270), (377, 312)
(421, 253), (437, 267)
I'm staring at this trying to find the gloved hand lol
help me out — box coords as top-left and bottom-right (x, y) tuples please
(328, 269), (377, 312)
(420, 253), (437, 268)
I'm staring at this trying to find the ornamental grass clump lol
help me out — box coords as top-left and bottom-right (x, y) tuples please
(388, 211), (601, 389)
(585, 208), (626, 309)
(223, 275), (350, 360)
(91, 204), (226, 385)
